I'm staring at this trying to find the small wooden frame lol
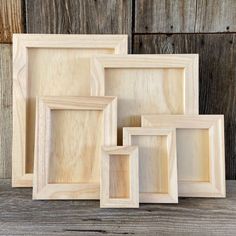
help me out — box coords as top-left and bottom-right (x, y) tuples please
(12, 34), (127, 187)
(142, 115), (226, 197)
(33, 96), (117, 200)
(91, 54), (198, 145)
(123, 128), (178, 203)
(101, 146), (139, 208)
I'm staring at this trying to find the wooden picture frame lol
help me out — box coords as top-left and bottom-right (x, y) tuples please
(91, 54), (198, 145)
(101, 146), (139, 208)
(33, 96), (117, 200)
(12, 34), (127, 187)
(123, 127), (178, 203)
(142, 115), (226, 197)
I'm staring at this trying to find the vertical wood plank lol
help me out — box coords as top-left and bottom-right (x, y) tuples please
(0, 0), (24, 43)
(133, 34), (236, 179)
(25, 0), (132, 49)
(0, 44), (12, 178)
(135, 0), (236, 33)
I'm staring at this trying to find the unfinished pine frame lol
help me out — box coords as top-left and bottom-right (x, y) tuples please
(101, 146), (139, 208)
(91, 54), (198, 145)
(123, 127), (178, 203)
(12, 34), (127, 187)
(33, 96), (117, 200)
(142, 115), (226, 197)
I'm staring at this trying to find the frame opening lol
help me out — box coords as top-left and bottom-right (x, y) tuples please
(48, 109), (103, 184)
(109, 154), (130, 199)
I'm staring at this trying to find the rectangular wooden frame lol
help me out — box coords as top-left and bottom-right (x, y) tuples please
(142, 115), (226, 197)
(12, 34), (127, 187)
(101, 146), (139, 208)
(90, 54), (198, 145)
(123, 127), (178, 203)
(33, 96), (117, 200)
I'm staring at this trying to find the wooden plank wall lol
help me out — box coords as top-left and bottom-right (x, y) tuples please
(0, 0), (235, 179)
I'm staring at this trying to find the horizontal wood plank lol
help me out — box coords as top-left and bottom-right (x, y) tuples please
(135, 0), (236, 33)
(133, 33), (236, 180)
(0, 179), (236, 235)
(0, 0), (24, 43)
(0, 45), (12, 178)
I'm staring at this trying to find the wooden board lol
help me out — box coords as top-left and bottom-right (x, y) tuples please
(135, 0), (236, 33)
(123, 127), (178, 203)
(91, 54), (198, 145)
(0, 179), (236, 235)
(33, 96), (117, 200)
(0, 45), (12, 178)
(0, 0), (24, 43)
(142, 115), (226, 197)
(25, 0), (132, 51)
(133, 33), (236, 180)
(101, 146), (139, 208)
(12, 34), (127, 187)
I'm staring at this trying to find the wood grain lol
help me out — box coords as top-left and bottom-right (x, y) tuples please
(101, 146), (139, 208)
(123, 128), (178, 203)
(33, 96), (117, 200)
(0, 45), (12, 178)
(142, 115), (226, 197)
(25, 0), (132, 50)
(91, 55), (198, 145)
(0, 179), (235, 235)
(0, 0), (24, 43)
(133, 33), (236, 180)
(12, 34), (127, 187)
(135, 0), (236, 33)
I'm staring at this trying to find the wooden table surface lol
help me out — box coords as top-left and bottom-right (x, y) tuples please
(0, 180), (236, 235)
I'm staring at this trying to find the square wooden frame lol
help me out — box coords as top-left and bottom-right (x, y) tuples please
(33, 96), (117, 200)
(142, 115), (226, 197)
(123, 127), (178, 203)
(101, 146), (139, 208)
(12, 34), (127, 187)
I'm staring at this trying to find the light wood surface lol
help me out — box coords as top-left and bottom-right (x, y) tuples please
(91, 54), (198, 145)
(33, 96), (117, 200)
(142, 115), (226, 197)
(12, 34), (127, 187)
(123, 127), (178, 203)
(101, 146), (139, 208)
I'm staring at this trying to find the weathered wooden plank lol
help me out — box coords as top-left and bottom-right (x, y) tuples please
(25, 0), (132, 50)
(0, 0), (24, 43)
(133, 34), (236, 180)
(0, 45), (12, 178)
(135, 0), (236, 33)
(0, 179), (236, 235)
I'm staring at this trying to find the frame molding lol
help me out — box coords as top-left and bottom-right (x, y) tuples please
(123, 127), (178, 203)
(12, 34), (127, 187)
(33, 96), (117, 200)
(142, 115), (226, 197)
(101, 146), (139, 208)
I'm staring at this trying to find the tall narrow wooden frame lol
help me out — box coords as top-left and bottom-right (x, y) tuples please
(91, 54), (198, 145)
(12, 34), (127, 187)
(142, 115), (225, 197)
(33, 96), (117, 200)
(101, 146), (139, 208)
(123, 127), (178, 203)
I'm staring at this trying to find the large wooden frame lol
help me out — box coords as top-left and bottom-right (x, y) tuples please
(12, 34), (127, 187)
(33, 96), (117, 200)
(142, 115), (226, 197)
(123, 127), (178, 203)
(91, 54), (198, 145)
(101, 146), (139, 208)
